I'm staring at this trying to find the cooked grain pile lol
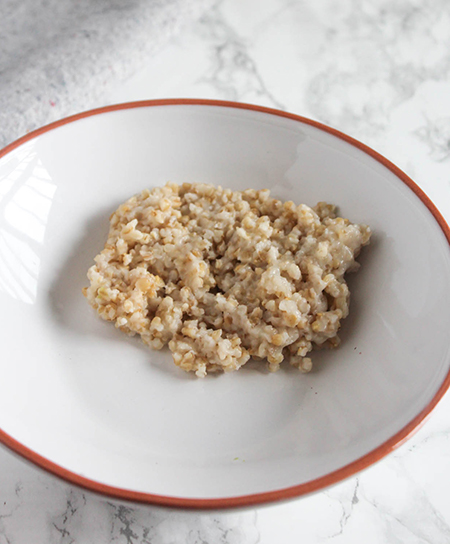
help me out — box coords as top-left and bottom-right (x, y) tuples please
(84, 183), (371, 377)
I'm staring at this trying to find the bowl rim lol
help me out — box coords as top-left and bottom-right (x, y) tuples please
(1, 98), (449, 510)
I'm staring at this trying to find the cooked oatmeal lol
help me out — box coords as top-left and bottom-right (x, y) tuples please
(83, 183), (371, 377)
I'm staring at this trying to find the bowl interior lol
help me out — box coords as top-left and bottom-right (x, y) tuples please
(1, 103), (450, 501)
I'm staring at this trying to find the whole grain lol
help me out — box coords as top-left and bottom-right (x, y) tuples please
(84, 183), (371, 377)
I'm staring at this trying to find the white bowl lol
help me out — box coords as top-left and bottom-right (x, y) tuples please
(1, 100), (449, 509)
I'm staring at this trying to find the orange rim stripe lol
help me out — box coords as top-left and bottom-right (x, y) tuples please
(1, 99), (449, 509)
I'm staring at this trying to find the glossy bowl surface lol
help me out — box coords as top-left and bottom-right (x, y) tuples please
(1, 100), (449, 509)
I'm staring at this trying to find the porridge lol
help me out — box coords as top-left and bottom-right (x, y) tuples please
(83, 183), (371, 377)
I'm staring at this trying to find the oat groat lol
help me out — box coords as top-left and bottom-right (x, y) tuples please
(84, 182), (371, 377)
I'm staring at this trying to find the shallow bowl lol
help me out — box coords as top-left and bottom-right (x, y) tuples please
(1, 99), (449, 509)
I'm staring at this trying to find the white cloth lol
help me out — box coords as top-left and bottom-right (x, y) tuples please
(0, 0), (216, 148)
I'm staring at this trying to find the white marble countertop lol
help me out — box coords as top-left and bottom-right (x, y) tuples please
(2, 0), (450, 542)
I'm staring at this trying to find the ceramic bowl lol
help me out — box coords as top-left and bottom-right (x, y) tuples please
(1, 100), (449, 509)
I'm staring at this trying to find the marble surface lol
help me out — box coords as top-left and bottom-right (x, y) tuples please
(0, 0), (216, 148)
(2, 0), (450, 542)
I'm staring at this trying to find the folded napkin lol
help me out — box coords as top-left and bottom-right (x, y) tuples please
(0, 0), (216, 148)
